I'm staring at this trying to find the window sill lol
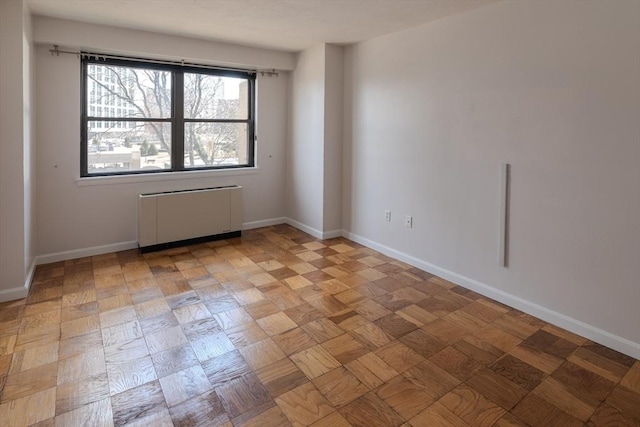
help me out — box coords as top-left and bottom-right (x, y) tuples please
(76, 167), (260, 187)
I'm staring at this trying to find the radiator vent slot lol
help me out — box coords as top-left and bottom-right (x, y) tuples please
(138, 185), (242, 251)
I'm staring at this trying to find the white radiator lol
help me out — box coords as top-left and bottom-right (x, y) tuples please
(138, 185), (242, 251)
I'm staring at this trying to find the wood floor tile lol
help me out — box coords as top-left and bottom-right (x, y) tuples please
(272, 327), (316, 356)
(489, 354), (545, 391)
(217, 372), (274, 423)
(237, 404), (293, 427)
(0, 386), (56, 426)
(375, 341), (425, 373)
(54, 397), (114, 427)
(55, 371), (110, 415)
(60, 301), (100, 323)
(509, 344), (563, 375)
(159, 364), (212, 407)
(409, 402), (470, 427)
(466, 368), (528, 410)
(439, 384), (506, 427)
(151, 344), (199, 378)
(350, 322), (392, 351)
(429, 346), (485, 382)
(180, 317), (222, 342)
(312, 366), (369, 407)
(520, 330), (578, 359)
(110, 380), (166, 426)
(168, 389), (229, 427)
(352, 299), (392, 321)
(400, 328), (446, 359)
(275, 382), (334, 427)
(214, 307), (253, 331)
(321, 333), (369, 365)
(404, 360), (460, 400)
(244, 299), (280, 320)
(239, 337), (286, 370)
(532, 376), (598, 421)
(453, 336), (504, 367)
(257, 312), (298, 336)
(620, 361), (640, 393)
(551, 360), (616, 401)
(339, 391), (404, 427)
(442, 310), (488, 333)
(226, 321), (268, 348)
(291, 345), (342, 380)
(190, 332), (235, 362)
(301, 318), (345, 343)
(375, 374), (434, 419)
(145, 325), (189, 354)
(58, 330), (103, 360)
(511, 393), (583, 427)
(605, 385), (640, 422)
(172, 302), (211, 324)
(8, 341), (58, 374)
(587, 403), (640, 427)
(106, 355), (157, 395)
(568, 346), (632, 382)
(374, 314), (418, 339)
(345, 354), (396, 389)
(201, 349), (251, 388)
(256, 357), (308, 398)
(102, 319), (143, 348)
(134, 298), (171, 319)
(100, 306), (138, 329)
(57, 348), (106, 385)
(492, 315), (539, 340)
(104, 337), (149, 364)
(1, 362), (57, 402)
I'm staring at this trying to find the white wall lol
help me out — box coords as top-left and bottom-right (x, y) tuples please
(34, 21), (290, 260)
(33, 16), (295, 71)
(343, 0), (640, 356)
(323, 45), (344, 234)
(287, 43), (344, 238)
(287, 45), (326, 234)
(0, 0), (35, 301)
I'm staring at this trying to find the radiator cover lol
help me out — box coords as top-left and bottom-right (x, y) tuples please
(138, 185), (242, 252)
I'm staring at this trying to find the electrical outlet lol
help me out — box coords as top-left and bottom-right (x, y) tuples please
(385, 210), (391, 222)
(404, 215), (413, 228)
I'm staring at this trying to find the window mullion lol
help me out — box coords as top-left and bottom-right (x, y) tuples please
(173, 71), (184, 170)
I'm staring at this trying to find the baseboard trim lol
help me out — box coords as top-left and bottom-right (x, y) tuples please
(0, 259), (35, 302)
(243, 217), (287, 230)
(342, 230), (640, 359)
(36, 241), (139, 266)
(284, 218), (323, 239)
(284, 218), (341, 240)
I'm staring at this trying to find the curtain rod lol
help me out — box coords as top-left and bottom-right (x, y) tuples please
(48, 45), (279, 77)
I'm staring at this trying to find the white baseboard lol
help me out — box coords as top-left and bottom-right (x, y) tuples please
(0, 259), (35, 303)
(284, 218), (341, 240)
(35, 241), (139, 266)
(243, 217), (287, 230)
(343, 230), (640, 359)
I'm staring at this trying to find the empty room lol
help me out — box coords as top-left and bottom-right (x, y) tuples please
(0, 0), (638, 425)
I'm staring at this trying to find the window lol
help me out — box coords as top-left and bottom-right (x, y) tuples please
(81, 56), (255, 176)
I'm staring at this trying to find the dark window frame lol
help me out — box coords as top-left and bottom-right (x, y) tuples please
(81, 56), (256, 177)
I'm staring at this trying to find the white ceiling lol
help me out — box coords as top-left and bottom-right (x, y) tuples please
(26, 0), (498, 52)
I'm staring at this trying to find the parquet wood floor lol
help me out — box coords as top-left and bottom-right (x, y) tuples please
(0, 225), (638, 426)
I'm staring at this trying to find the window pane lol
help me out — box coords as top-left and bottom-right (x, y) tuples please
(184, 74), (248, 119)
(87, 64), (171, 119)
(87, 121), (171, 174)
(184, 122), (248, 167)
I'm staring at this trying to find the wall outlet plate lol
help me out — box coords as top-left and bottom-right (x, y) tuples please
(404, 215), (413, 228)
